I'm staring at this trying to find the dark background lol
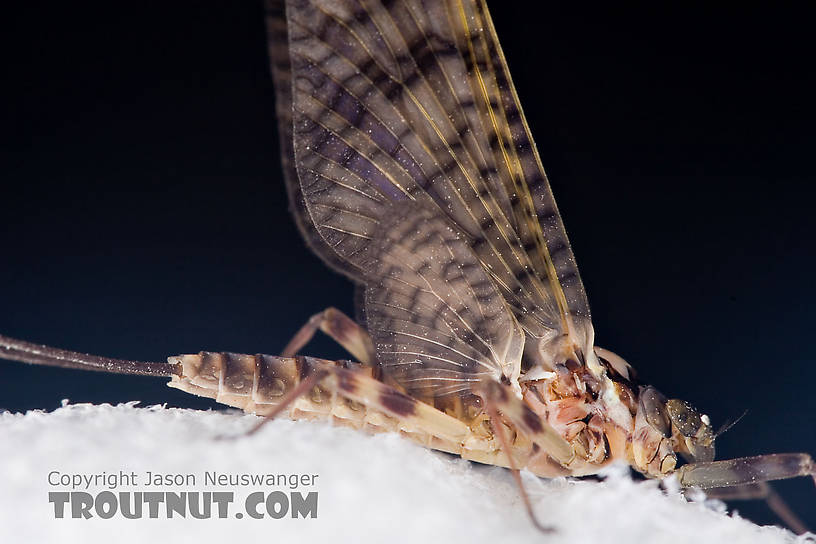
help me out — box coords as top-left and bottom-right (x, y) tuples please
(1, 1), (814, 530)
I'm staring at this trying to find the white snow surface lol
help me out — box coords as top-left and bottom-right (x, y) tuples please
(0, 402), (810, 544)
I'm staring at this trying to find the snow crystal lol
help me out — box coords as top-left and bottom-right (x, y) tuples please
(0, 403), (808, 544)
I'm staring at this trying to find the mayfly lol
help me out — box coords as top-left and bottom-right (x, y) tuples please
(1, 0), (813, 533)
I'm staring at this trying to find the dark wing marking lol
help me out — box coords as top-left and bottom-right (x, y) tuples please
(266, 0), (367, 281)
(278, 0), (593, 364)
(364, 204), (524, 397)
(466, 0), (589, 321)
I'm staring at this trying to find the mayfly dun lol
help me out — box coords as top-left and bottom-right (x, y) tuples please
(1, 0), (813, 533)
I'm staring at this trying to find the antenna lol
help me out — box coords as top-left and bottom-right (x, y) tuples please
(715, 409), (749, 438)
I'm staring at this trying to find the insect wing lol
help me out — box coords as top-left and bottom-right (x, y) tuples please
(278, 0), (593, 386)
(364, 203), (524, 397)
(267, 0), (363, 280)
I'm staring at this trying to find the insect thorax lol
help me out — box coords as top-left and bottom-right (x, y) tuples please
(518, 327), (716, 479)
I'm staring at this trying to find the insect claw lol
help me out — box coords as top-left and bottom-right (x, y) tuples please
(212, 417), (271, 441)
(528, 515), (556, 535)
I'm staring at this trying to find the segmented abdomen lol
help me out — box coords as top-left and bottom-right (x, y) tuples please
(169, 352), (361, 415)
(167, 352), (466, 452)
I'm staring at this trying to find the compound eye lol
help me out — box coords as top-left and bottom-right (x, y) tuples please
(639, 386), (671, 437)
(666, 398), (704, 437)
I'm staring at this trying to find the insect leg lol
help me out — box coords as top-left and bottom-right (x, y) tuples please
(171, 353), (470, 445)
(475, 381), (574, 466)
(320, 364), (473, 445)
(705, 482), (810, 534)
(482, 386), (554, 534)
(244, 366), (329, 436)
(675, 452), (814, 532)
(250, 360), (472, 443)
(281, 307), (375, 364)
(676, 453), (815, 489)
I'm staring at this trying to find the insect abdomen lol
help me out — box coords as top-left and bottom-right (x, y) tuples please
(167, 352), (460, 449)
(170, 352), (284, 411)
(169, 352), (351, 414)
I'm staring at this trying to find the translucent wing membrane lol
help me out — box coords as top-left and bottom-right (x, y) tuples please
(365, 204), (524, 397)
(266, 0), (363, 280)
(275, 0), (593, 390)
(468, 0), (589, 321)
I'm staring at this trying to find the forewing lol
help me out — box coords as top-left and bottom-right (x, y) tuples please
(466, 0), (590, 321)
(280, 0), (591, 345)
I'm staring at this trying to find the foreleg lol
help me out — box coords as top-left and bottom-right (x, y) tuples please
(676, 453), (815, 534)
(705, 482), (809, 534)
